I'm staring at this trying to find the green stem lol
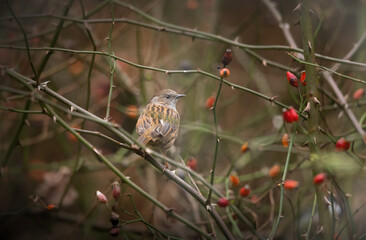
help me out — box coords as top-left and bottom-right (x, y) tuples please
(105, 1), (115, 120)
(1, 100), (31, 171)
(206, 76), (224, 203)
(5, 0), (38, 81)
(37, 0), (75, 78)
(268, 124), (297, 240)
(42, 103), (212, 239)
(0, 45), (294, 111)
(300, 0), (331, 239)
(305, 194), (317, 240)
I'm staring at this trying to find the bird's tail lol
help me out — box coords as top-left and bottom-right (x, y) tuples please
(137, 135), (151, 145)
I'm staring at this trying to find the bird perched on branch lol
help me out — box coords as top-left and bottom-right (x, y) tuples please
(136, 89), (185, 153)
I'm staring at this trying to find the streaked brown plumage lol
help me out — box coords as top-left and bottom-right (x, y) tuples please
(136, 89), (185, 153)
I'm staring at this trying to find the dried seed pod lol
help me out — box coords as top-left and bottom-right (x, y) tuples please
(222, 48), (232, 68)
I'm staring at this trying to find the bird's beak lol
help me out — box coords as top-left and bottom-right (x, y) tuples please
(176, 94), (186, 99)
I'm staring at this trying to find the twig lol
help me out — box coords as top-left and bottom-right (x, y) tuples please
(206, 75), (224, 203)
(105, 2), (115, 121)
(5, 0), (39, 81)
(36, 0), (75, 78)
(289, 53), (366, 85)
(321, 28), (366, 143)
(268, 125), (297, 240)
(41, 103), (212, 239)
(0, 45), (293, 110)
(305, 194), (317, 240)
(0, 100), (31, 172)
(261, 0), (300, 51)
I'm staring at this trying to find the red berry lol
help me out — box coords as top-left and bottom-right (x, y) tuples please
(239, 185), (251, 197)
(335, 137), (350, 151)
(313, 173), (326, 185)
(300, 70), (306, 86)
(205, 96), (215, 109)
(284, 180), (299, 190)
(187, 157), (197, 171)
(286, 71), (298, 88)
(289, 108), (299, 122)
(110, 227), (119, 237)
(111, 181), (121, 200)
(217, 197), (229, 207)
(282, 107), (299, 123)
(353, 88), (364, 100)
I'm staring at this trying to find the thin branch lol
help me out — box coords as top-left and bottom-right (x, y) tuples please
(321, 29), (366, 143)
(289, 53), (366, 85)
(268, 125), (297, 240)
(41, 103), (212, 239)
(5, 0), (39, 81)
(207, 75), (224, 203)
(0, 45), (292, 110)
(36, 0), (75, 78)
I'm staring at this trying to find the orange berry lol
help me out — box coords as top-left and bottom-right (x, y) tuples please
(230, 175), (240, 187)
(269, 164), (281, 178)
(68, 60), (84, 76)
(186, 0), (198, 9)
(205, 96), (215, 109)
(239, 185), (251, 197)
(282, 133), (289, 147)
(46, 204), (58, 211)
(353, 88), (364, 100)
(67, 124), (80, 142)
(284, 180), (299, 190)
(240, 141), (249, 153)
(126, 105), (139, 119)
(219, 68), (230, 78)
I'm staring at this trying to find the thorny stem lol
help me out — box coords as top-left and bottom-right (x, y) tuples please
(289, 54), (366, 85)
(5, 68), (237, 240)
(0, 45), (293, 111)
(40, 104), (213, 239)
(206, 76), (224, 203)
(300, 1), (331, 239)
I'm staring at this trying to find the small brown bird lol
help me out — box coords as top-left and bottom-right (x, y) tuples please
(136, 89), (185, 153)
(222, 48), (232, 68)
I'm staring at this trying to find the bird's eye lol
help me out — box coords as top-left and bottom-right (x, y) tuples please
(166, 95), (171, 99)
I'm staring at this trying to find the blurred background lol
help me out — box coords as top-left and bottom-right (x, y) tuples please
(1, 0), (366, 239)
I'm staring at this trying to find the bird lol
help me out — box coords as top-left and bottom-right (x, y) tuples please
(136, 89), (185, 153)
